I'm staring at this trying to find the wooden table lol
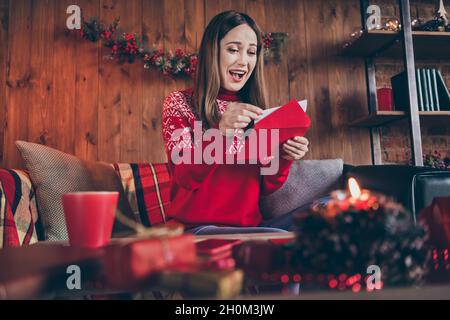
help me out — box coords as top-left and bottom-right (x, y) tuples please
(237, 283), (450, 300)
(0, 243), (102, 299)
(4, 232), (447, 300)
(0, 232), (294, 299)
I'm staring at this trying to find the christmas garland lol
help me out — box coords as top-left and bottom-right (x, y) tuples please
(72, 17), (288, 78)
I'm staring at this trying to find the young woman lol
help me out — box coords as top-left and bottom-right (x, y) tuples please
(162, 11), (309, 234)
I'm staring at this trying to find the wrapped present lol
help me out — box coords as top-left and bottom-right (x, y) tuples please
(419, 196), (450, 249)
(103, 234), (197, 290)
(201, 257), (236, 270)
(195, 239), (241, 270)
(154, 267), (244, 299)
(195, 239), (242, 256)
(232, 240), (293, 273)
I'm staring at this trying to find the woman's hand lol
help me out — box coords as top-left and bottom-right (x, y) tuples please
(219, 102), (263, 136)
(281, 136), (309, 161)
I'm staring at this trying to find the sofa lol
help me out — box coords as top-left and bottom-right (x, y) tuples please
(0, 161), (171, 248)
(1, 141), (450, 248)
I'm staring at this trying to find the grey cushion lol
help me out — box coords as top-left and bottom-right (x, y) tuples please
(260, 159), (344, 220)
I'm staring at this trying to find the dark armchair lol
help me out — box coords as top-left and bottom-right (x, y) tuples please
(344, 165), (450, 223)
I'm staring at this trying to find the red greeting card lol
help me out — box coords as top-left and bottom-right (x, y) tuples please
(236, 99), (311, 163)
(255, 99), (310, 142)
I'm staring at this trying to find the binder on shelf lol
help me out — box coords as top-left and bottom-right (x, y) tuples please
(391, 71), (408, 111)
(436, 70), (450, 111)
(391, 70), (423, 112)
(426, 69), (435, 111)
(431, 69), (440, 111)
(416, 69), (424, 111)
(421, 68), (430, 111)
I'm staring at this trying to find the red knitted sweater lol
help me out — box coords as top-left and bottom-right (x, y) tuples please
(162, 87), (292, 227)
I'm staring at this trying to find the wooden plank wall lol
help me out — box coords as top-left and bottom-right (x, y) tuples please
(0, 0), (372, 169)
(0, 0), (7, 164)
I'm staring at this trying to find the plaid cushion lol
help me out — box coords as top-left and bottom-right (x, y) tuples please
(113, 163), (171, 227)
(0, 169), (39, 248)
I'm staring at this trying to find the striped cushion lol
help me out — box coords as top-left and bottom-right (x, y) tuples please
(0, 169), (39, 248)
(113, 163), (171, 227)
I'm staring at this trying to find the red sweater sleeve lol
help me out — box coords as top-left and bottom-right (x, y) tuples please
(162, 92), (219, 191)
(163, 92), (245, 191)
(261, 157), (293, 196)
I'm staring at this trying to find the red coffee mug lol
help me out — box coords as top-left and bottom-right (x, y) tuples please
(62, 191), (118, 248)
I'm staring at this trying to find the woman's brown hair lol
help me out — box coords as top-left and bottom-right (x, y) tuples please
(192, 10), (267, 130)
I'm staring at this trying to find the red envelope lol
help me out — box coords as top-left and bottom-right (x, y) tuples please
(235, 99), (311, 164)
(255, 98), (311, 143)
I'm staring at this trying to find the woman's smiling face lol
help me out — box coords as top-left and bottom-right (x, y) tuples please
(219, 24), (258, 92)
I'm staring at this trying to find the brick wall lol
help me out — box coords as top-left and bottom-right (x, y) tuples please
(381, 123), (450, 164)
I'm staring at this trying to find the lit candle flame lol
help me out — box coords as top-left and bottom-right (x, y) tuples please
(348, 178), (361, 199)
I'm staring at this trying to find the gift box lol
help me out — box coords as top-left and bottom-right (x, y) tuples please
(154, 267), (244, 299)
(102, 234), (197, 290)
(232, 240), (293, 273)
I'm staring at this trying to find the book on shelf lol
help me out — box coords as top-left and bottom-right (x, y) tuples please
(416, 69), (424, 111)
(426, 69), (435, 111)
(391, 68), (450, 112)
(431, 69), (440, 111)
(421, 68), (430, 111)
(436, 70), (450, 110)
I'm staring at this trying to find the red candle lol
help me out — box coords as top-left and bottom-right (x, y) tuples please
(348, 178), (373, 210)
(316, 178), (380, 219)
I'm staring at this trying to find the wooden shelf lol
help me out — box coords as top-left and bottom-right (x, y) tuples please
(418, 110), (450, 126)
(341, 30), (450, 60)
(341, 30), (398, 57)
(349, 110), (405, 127)
(349, 110), (450, 127)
